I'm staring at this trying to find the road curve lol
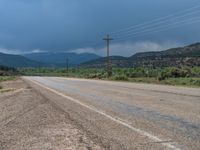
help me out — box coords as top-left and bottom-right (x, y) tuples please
(23, 77), (200, 150)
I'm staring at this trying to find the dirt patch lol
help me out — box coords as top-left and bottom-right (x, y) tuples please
(0, 78), (104, 150)
(0, 78), (25, 89)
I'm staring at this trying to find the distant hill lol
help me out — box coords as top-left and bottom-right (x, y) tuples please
(81, 43), (200, 68)
(0, 53), (46, 68)
(81, 56), (128, 68)
(24, 52), (101, 67)
(0, 52), (100, 68)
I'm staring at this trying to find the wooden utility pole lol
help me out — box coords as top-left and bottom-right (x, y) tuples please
(103, 34), (113, 77)
(66, 58), (69, 76)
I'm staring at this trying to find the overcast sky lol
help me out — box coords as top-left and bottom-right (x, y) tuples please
(0, 0), (200, 56)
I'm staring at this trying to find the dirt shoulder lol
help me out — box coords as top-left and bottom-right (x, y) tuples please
(0, 79), (104, 150)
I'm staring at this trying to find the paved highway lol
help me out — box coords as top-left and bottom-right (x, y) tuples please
(24, 77), (200, 150)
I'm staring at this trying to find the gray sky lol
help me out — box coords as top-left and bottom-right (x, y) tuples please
(0, 0), (200, 56)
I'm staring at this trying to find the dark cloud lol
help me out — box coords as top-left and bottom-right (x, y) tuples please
(0, 0), (199, 54)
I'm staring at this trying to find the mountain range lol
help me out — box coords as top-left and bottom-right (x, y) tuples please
(0, 52), (45, 67)
(0, 52), (100, 68)
(24, 52), (100, 67)
(81, 43), (200, 68)
(0, 42), (200, 68)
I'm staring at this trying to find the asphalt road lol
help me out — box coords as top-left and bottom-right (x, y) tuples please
(24, 77), (200, 150)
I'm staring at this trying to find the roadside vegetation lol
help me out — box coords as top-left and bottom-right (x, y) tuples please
(19, 66), (200, 87)
(0, 76), (16, 93)
(0, 76), (16, 82)
(0, 65), (18, 76)
(0, 65), (17, 90)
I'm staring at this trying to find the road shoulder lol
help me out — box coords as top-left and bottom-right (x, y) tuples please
(0, 78), (104, 150)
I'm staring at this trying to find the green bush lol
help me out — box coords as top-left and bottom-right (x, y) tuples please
(158, 67), (192, 81)
(191, 67), (200, 77)
(87, 73), (103, 79)
(190, 79), (200, 86)
(158, 73), (166, 81)
(111, 75), (128, 81)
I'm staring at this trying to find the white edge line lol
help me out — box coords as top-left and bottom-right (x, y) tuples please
(27, 77), (180, 150)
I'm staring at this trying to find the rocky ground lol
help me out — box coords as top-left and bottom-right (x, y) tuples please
(0, 79), (104, 150)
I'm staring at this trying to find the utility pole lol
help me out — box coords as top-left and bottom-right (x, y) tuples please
(103, 34), (113, 77)
(66, 58), (69, 76)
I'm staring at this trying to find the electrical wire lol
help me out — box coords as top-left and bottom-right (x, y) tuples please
(110, 4), (200, 36)
(114, 18), (200, 42)
(113, 10), (200, 38)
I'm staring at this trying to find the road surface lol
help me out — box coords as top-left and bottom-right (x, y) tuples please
(24, 77), (200, 150)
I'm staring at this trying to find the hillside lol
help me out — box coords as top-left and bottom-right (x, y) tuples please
(0, 53), (46, 68)
(24, 52), (100, 67)
(81, 56), (127, 68)
(81, 43), (200, 68)
(0, 52), (100, 68)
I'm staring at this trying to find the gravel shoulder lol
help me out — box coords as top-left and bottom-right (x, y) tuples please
(0, 79), (104, 150)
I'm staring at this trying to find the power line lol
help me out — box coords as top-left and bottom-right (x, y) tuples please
(110, 4), (200, 35)
(113, 10), (200, 38)
(114, 19), (200, 42)
(83, 4), (200, 56)
(89, 18), (200, 56)
(114, 16), (200, 40)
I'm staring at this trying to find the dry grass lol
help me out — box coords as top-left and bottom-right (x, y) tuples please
(0, 88), (15, 93)
(0, 76), (16, 82)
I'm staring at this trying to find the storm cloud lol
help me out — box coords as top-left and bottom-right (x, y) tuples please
(0, 0), (199, 56)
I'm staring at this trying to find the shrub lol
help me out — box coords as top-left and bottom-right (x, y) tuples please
(158, 67), (192, 81)
(87, 73), (104, 79)
(190, 79), (200, 86)
(158, 70), (169, 81)
(111, 75), (128, 81)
